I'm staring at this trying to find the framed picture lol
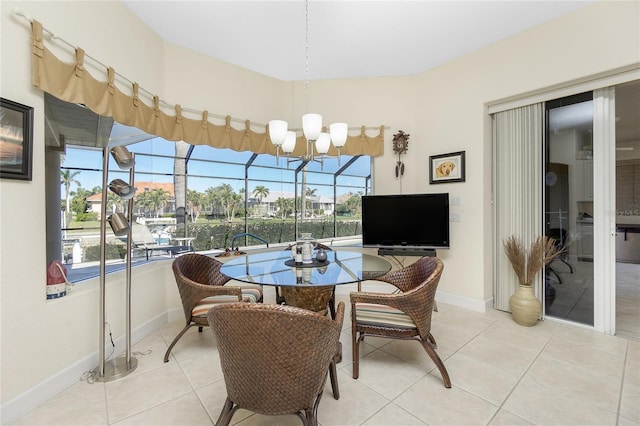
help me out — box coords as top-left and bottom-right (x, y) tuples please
(0, 98), (33, 180)
(429, 151), (465, 184)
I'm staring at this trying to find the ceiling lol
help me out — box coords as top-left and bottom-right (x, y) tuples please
(121, 0), (595, 82)
(46, 1), (638, 150)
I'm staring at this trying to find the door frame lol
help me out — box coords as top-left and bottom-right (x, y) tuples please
(489, 67), (640, 335)
(592, 87), (617, 334)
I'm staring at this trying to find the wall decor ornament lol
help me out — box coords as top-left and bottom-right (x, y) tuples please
(392, 130), (409, 177)
(0, 98), (33, 180)
(429, 151), (465, 184)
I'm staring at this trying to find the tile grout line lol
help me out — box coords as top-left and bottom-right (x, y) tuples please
(614, 340), (631, 425)
(482, 320), (560, 426)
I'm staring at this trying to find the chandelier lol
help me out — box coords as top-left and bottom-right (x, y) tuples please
(268, 0), (348, 163)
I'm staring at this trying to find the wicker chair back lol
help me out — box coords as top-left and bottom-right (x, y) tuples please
(208, 302), (345, 425)
(351, 256), (451, 388)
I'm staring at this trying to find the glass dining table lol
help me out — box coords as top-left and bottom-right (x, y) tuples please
(219, 248), (392, 312)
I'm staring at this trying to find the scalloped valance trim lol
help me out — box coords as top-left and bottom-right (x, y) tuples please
(30, 20), (384, 157)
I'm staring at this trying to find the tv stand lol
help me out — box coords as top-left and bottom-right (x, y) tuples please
(377, 247), (437, 257)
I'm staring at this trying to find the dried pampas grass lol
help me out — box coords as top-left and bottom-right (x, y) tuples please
(503, 235), (561, 286)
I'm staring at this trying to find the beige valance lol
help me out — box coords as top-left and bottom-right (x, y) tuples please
(30, 20), (384, 157)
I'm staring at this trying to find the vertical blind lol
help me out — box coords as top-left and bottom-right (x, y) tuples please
(492, 104), (544, 311)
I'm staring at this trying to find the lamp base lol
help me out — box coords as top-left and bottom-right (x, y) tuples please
(94, 356), (138, 382)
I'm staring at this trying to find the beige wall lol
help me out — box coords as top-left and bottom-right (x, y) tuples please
(1, 0), (639, 419)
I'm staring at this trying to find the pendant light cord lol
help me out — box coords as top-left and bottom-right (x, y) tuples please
(305, 0), (310, 114)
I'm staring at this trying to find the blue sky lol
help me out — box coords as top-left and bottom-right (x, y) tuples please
(61, 138), (370, 198)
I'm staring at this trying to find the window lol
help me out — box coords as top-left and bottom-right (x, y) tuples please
(50, 128), (370, 283)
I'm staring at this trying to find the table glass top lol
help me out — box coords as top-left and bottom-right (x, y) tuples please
(219, 249), (392, 287)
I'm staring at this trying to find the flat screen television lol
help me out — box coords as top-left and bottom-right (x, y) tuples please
(361, 193), (450, 252)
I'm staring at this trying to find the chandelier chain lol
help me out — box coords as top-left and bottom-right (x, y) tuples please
(305, 0), (310, 113)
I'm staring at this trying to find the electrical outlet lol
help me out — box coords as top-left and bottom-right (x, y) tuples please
(450, 212), (462, 222)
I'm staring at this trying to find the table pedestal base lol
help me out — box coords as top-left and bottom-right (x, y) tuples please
(280, 286), (334, 315)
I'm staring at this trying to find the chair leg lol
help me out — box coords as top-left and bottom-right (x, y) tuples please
(328, 292), (336, 320)
(352, 332), (362, 380)
(419, 338), (451, 388)
(328, 359), (340, 399)
(427, 332), (438, 349)
(296, 412), (311, 426)
(164, 323), (195, 363)
(309, 391), (324, 426)
(561, 258), (574, 273)
(548, 266), (563, 284)
(215, 397), (237, 426)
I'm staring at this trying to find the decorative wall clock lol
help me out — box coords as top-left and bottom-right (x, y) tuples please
(392, 130), (409, 177)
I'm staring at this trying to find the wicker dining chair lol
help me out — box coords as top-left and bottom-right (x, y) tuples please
(163, 253), (263, 363)
(276, 243), (336, 318)
(350, 256), (451, 388)
(208, 302), (345, 426)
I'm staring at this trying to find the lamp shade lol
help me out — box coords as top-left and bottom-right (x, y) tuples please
(329, 123), (348, 148)
(107, 213), (130, 236)
(315, 132), (331, 154)
(282, 131), (297, 153)
(302, 113), (322, 141)
(109, 179), (136, 200)
(110, 146), (134, 170)
(268, 120), (288, 146)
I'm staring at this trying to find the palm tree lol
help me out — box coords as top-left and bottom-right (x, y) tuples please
(70, 187), (92, 217)
(305, 187), (317, 218)
(60, 170), (81, 229)
(205, 184), (240, 222)
(275, 197), (294, 219)
(186, 189), (203, 222)
(252, 185), (270, 216)
(218, 184), (238, 222)
(135, 188), (170, 218)
(253, 185), (270, 204)
(148, 188), (170, 217)
(107, 191), (124, 214)
(135, 190), (151, 217)
(228, 192), (242, 222)
(204, 186), (221, 217)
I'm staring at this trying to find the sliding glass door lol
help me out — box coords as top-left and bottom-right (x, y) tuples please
(544, 87), (618, 333)
(544, 92), (595, 326)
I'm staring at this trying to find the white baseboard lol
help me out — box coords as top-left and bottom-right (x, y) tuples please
(1, 312), (169, 425)
(435, 290), (493, 313)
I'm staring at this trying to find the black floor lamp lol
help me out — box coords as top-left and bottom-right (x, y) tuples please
(94, 145), (138, 381)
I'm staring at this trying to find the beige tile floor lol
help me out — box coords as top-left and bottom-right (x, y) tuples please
(11, 285), (640, 426)
(545, 259), (640, 340)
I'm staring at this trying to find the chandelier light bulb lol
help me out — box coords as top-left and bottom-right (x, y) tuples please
(282, 131), (297, 153)
(302, 113), (322, 141)
(315, 132), (331, 154)
(268, 120), (288, 146)
(329, 123), (348, 148)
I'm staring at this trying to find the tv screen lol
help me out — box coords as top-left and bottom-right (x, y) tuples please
(361, 193), (450, 250)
